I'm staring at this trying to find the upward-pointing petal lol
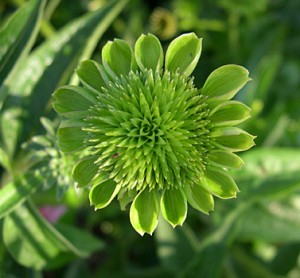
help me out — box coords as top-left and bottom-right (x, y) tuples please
(102, 39), (133, 77)
(165, 33), (202, 76)
(135, 33), (163, 71)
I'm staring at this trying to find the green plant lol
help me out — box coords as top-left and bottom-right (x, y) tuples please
(0, 0), (128, 272)
(53, 33), (255, 235)
(1, 0), (300, 277)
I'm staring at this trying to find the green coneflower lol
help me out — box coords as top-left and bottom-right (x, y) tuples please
(53, 33), (255, 235)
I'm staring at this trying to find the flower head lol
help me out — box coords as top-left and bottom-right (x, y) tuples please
(53, 33), (255, 235)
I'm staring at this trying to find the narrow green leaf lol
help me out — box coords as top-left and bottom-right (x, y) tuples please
(0, 0), (45, 84)
(165, 33), (202, 76)
(185, 184), (214, 214)
(3, 201), (104, 270)
(202, 65), (251, 103)
(55, 223), (105, 257)
(179, 202), (250, 277)
(0, 146), (11, 172)
(73, 157), (99, 188)
(0, 0), (127, 159)
(89, 179), (121, 209)
(161, 188), (187, 227)
(236, 148), (300, 180)
(0, 171), (42, 219)
(3, 202), (65, 270)
(237, 203), (300, 243)
(270, 243), (300, 276)
(135, 33), (164, 71)
(202, 166), (239, 199)
(129, 189), (159, 236)
(156, 219), (198, 273)
(246, 172), (300, 201)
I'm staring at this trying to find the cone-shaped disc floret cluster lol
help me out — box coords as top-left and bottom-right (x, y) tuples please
(53, 33), (255, 235)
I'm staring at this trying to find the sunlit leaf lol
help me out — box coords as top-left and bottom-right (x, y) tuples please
(0, 0), (128, 159)
(0, 0), (45, 85)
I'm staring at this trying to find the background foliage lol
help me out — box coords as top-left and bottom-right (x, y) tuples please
(0, 0), (299, 277)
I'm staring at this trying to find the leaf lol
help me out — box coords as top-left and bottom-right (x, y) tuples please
(179, 202), (250, 277)
(0, 0), (128, 159)
(236, 203), (300, 243)
(234, 148), (300, 201)
(0, 146), (11, 172)
(236, 148), (300, 180)
(0, 171), (42, 219)
(248, 172), (300, 201)
(156, 219), (198, 273)
(269, 243), (300, 275)
(0, 0), (45, 85)
(231, 246), (282, 278)
(3, 201), (104, 270)
(55, 223), (105, 257)
(3, 201), (65, 270)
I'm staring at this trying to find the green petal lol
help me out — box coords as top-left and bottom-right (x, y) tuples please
(53, 85), (95, 118)
(57, 120), (86, 153)
(160, 188), (187, 228)
(211, 127), (256, 152)
(89, 179), (121, 209)
(102, 39), (133, 77)
(129, 189), (159, 236)
(73, 156), (99, 188)
(202, 166), (239, 199)
(134, 33), (163, 71)
(118, 188), (136, 211)
(209, 101), (251, 126)
(208, 150), (244, 169)
(76, 60), (106, 92)
(202, 65), (251, 103)
(165, 32), (202, 76)
(185, 184), (214, 214)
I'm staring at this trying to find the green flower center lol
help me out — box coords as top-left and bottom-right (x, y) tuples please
(85, 69), (212, 191)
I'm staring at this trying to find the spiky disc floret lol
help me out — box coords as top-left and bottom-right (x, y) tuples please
(85, 70), (211, 192)
(53, 33), (255, 235)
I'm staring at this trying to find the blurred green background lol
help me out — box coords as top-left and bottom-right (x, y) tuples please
(0, 0), (300, 277)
